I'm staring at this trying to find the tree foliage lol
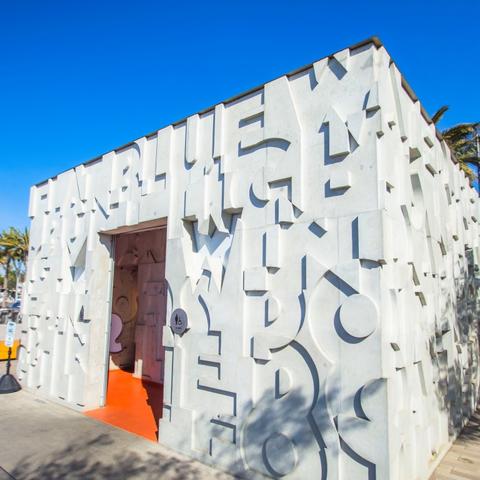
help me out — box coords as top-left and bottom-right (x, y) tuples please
(0, 226), (29, 307)
(432, 106), (479, 179)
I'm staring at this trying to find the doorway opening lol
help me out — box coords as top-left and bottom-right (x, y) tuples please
(86, 226), (167, 441)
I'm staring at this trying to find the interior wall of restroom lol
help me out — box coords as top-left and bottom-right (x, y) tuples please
(110, 228), (166, 382)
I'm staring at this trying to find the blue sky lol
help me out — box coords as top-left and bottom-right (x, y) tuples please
(1, 0), (479, 231)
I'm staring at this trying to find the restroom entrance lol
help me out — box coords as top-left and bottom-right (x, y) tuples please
(86, 225), (167, 441)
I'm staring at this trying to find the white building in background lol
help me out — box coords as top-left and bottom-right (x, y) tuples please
(18, 37), (480, 479)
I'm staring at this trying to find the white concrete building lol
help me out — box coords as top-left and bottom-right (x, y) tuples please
(18, 37), (480, 479)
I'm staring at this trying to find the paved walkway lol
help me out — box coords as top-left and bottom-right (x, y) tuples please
(0, 387), (233, 480)
(430, 406), (480, 480)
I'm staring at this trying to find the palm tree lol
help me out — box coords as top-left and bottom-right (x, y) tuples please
(0, 243), (13, 308)
(0, 227), (29, 266)
(431, 106), (479, 180)
(0, 227), (29, 307)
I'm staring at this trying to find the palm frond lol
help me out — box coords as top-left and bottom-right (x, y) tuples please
(442, 123), (478, 144)
(459, 162), (474, 179)
(432, 105), (449, 124)
(457, 157), (480, 165)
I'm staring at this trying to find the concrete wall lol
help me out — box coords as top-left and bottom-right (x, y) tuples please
(18, 39), (480, 479)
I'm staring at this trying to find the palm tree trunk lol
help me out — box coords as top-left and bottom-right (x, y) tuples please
(2, 257), (10, 308)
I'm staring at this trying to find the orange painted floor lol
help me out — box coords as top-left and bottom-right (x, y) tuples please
(85, 369), (163, 441)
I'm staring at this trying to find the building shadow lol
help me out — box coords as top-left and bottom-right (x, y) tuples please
(6, 433), (228, 480)
(142, 379), (163, 441)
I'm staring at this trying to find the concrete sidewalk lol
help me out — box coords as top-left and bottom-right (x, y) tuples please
(0, 388), (233, 480)
(430, 405), (480, 479)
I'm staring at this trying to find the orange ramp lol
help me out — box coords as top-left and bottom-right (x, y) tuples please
(85, 369), (163, 441)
